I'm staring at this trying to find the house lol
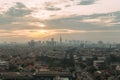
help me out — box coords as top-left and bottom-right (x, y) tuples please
(34, 71), (72, 80)
(0, 60), (9, 70)
(0, 72), (33, 80)
(0, 71), (73, 80)
(93, 60), (106, 69)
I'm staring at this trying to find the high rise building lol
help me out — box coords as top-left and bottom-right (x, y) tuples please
(28, 40), (35, 47)
(51, 38), (56, 46)
(60, 35), (62, 44)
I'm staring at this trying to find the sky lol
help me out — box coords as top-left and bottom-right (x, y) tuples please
(0, 0), (120, 43)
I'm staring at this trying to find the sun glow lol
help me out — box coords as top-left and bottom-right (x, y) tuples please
(27, 29), (57, 38)
(38, 30), (48, 34)
(27, 29), (87, 38)
(38, 24), (46, 28)
(28, 22), (46, 28)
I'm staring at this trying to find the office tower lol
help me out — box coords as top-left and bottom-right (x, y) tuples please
(60, 35), (62, 44)
(28, 40), (35, 47)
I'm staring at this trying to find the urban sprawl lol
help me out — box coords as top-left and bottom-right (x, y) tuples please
(0, 38), (120, 80)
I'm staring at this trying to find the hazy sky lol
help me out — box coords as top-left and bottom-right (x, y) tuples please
(0, 0), (120, 42)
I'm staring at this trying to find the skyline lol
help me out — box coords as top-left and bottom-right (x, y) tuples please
(0, 0), (120, 42)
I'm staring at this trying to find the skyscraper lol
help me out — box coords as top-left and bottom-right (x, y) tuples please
(60, 35), (62, 44)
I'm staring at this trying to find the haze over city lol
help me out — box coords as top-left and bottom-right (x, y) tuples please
(0, 0), (120, 42)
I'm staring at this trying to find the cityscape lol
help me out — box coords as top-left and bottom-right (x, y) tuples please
(0, 37), (120, 80)
(0, 0), (120, 80)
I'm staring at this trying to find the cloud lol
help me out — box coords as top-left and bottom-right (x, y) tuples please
(46, 15), (99, 30)
(80, 11), (120, 26)
(0, 2), (44, 30)
(45, 6), (61, 11)
(0, 14), (14, 24)
(112, 11), (120, 24)
(0, 12), (43, 30)
(44, 2), (62, 11)
(81, 16), (115, 26)
(64, 5), (71, 7)
(15, 2), (26, 8)
(5, 2), (32, 17)
(46, 11), (120, 31)
(78, 0), (98, 5)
